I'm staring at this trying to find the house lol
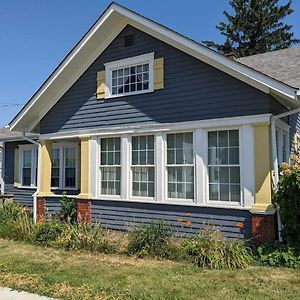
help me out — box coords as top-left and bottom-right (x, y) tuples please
(1, 3), (300, 241)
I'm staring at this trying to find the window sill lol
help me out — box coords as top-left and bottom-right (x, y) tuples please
(105, 89), (153, 100)
(17, 186), (37, 190)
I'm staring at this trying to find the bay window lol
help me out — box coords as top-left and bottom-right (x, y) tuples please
(167, 132), (194, 200)
(100, 137), (121, 195)
(208, 130), (240, 202)
(131, 135), (155, 197)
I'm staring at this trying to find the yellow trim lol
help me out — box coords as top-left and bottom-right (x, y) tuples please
(78, 137), (92, 199)
(251, 124), (273, 213)
(38, 140), (53, 197)
(13, 148), (20, 187)
(96, 71), (106, 99)
(154, 58), (164, 90)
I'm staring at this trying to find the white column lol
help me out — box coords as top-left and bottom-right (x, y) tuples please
(194, 129), (206, 205)
(121, 135), (130, 200)
(241, 125), (255, 208)
(155, 133), (166, 202)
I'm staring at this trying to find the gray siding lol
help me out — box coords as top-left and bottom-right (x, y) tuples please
(40, 25), (274, 134)
(3, 141), (36, 207)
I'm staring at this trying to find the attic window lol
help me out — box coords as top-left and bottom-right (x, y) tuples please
(124, 34), (135, 47)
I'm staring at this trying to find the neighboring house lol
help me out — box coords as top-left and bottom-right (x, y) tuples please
(1, 3), (300, 241)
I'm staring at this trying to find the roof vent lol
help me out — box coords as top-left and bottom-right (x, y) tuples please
(124, 34), (135, 47)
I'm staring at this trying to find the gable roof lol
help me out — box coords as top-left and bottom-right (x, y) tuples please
(8, 2), (300, 132)
(238, 47), (300, 89)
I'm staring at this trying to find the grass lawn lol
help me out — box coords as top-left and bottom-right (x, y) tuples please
(0, 239), (299, 300)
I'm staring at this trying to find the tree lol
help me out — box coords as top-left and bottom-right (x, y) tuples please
(203, 0), (299, 57)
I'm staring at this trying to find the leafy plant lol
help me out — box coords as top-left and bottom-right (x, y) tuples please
(59, 193), (77, 224)
(256, 242), (300, 268)
(181, 226), (252, 269)
(273, 155), (300, 243)
(127, 221), (173, 258)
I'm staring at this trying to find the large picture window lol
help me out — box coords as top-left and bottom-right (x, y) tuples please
(100, 137), (121, 195)
(131, 135), (155, 197)
(208, 130), (240, 202)
(167, 132), (194, 200)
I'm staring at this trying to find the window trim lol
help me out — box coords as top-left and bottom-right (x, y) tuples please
(51, 143), (79, 190)
(205, 127), (243, 207)
(275, 120), (290, 165)
(19, 144), (38, 188)
(104, 52), (154, 99)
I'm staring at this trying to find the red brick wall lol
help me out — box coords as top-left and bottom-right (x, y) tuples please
(77, 200), (91, 224)
(252, 214), (277, 244)
(37, 198), (46, 223)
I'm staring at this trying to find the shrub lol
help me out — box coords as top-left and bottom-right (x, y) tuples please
(127, 221), (173, 258)
(32, 221), (67, 246)
(273, 155), (300, 243)
(256, 242), (300, 268)
(59, 193), (77, 224)
(55, 222), (114, 253)
(181, 226), (252, 269)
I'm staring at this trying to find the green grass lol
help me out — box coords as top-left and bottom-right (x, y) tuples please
(0, 239), (300, 299)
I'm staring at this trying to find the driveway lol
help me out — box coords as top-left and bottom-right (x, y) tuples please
(0, 287), (53, 299)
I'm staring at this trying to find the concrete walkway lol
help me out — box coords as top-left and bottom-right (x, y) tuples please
(0, 287), (53, 299)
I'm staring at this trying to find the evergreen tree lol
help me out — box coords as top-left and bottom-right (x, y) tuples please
(203, 0), (299, 57)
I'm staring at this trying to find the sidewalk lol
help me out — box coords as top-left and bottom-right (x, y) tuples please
(0, 287), (53, 300)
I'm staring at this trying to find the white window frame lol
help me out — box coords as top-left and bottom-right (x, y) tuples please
(204, 127), (243, 207)
(19, 144), (38, 188)
(130, 134), (156, 201)
(51, 143), (78, 190)
(275, 119), (290, 165)
(104, 52), (154, 99)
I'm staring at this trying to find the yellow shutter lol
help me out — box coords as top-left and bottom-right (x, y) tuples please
(14, 148), (20, 187)
(154, 58), (164, 90)
(96, 71), (106, 99)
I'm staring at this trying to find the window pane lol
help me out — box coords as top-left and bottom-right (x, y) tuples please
(219, 131), (228, 147)
(230, 185), (240, 202)
(209, 167), (218, 183)
(219, 148), (228, 165)
(229, 148), (239, 164)
(220, 184), (230, 201)
(65, 148), (76, 167)
(219, 167), (229, 183)
(208, 131), (217, 147)
(229, 130), (239, 146)
(65, 168), (76, 188)
(209, 184), (219, 200)
(230, 167), (240, 184)
(23, 168), (31, 186)
(101, 166), (121, 195)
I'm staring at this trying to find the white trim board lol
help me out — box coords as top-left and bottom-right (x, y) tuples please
(8, 3), (300, 132)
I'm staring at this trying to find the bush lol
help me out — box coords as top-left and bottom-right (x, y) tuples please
(256, 242), (300, 268)
(181, 226), (252, 269)
(273, 155), (300, 243)
(55, 222), (114, 253)
(32, 221), (67, 246)
(59, 193), (77, 224)
(127, 221), (174, 258)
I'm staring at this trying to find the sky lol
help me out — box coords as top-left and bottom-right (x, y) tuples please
(0, 0), (299, 128)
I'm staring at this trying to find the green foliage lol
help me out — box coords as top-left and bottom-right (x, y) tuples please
(203, 0), (299, 57)
(59, 193), (77, 224)
(127, 221), (174, 258)
(182, 227), (252, 269)
(55, 222), (115, 253)
(32, 221), (67, 246)
(257, 242), (300, 268)
(273, 156), (300, 243)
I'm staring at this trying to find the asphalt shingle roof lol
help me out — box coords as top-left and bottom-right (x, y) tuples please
(237, 46), (300, 89)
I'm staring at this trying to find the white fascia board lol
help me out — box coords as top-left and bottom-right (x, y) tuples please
(39, 114), (272, 140)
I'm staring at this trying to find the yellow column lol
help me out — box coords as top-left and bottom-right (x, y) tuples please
(38, 140), (53, 197)
(78, 137), (91, 199)
(251, 123), (274, 213)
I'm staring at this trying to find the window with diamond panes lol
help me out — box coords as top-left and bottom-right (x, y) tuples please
(167, 132), (194, 199)
(131, 135), (155, 197)
(111, 63), (149, 96)
(100, 137), (121, 195)
(208, 130), (240, 202)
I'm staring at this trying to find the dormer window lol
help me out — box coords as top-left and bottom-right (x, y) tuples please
(104, 53), (154, 98)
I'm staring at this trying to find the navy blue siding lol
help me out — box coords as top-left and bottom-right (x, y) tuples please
(40, 25), (274, 134)
(3, 141), (36, 207)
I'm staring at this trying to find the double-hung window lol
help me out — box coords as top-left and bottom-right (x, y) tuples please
(51, 148), (60, 188)
(20, 145), (38, 187)
(167, 132), (194, 200)
(275, 125), (290, 165)
(100, 137), (121, 195)
(208, 130), (240, 203)
(131, 135), (155, 198)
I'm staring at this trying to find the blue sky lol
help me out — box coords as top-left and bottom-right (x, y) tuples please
(0, 0), (299, 128)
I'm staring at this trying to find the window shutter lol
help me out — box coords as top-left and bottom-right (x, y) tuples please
(96, 71), (106, 99)
(154, 58), (164, 90)
(14, 148), (20, 187)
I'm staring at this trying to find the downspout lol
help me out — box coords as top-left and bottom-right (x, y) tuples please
(0, 144), (4, 195)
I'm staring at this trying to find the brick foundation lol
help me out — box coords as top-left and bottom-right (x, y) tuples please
(77, 200), (91, 224)
(252, 214), (277, 244)
(37, 198), (46, 223)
